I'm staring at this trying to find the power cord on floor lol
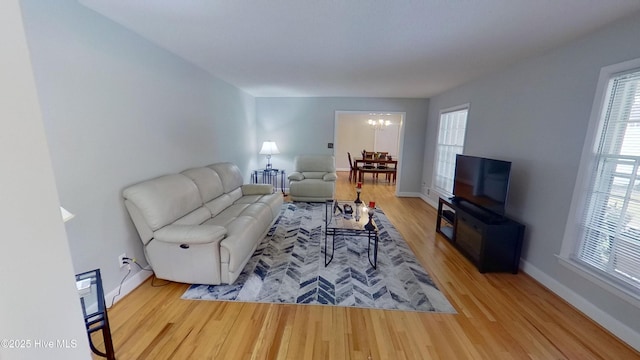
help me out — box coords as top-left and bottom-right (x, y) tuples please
(124, 256), (172, 287)
(109, 257), (172, 308)
(150, 276), (171, 287)
(109, 266), (131, 308)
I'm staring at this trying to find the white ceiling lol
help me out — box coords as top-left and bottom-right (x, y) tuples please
(78, 0), (640, 98)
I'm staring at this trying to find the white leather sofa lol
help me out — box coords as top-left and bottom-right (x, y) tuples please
(287, 155), (337, 202)
(122, 162), (283, 285)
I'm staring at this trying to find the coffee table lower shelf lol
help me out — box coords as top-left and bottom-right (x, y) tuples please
(324, 228), (379, 269)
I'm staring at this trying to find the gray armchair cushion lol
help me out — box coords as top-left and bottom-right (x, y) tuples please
(288, 172), (305, 181)
(323, 173), (338, 181)
(301, 172), (323, 179)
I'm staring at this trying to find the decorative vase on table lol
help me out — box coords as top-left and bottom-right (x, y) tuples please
(354, 182), (363, 221)
(364, 201), (376, 230)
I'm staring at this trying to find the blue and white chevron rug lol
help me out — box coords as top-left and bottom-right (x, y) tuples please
(182, 202), (456, 313)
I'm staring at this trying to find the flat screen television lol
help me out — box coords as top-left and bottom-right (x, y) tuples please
(453, 154), (512, 216)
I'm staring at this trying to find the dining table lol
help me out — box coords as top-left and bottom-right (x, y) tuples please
(354, 158), (398, 183)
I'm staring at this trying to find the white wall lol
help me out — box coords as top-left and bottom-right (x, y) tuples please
(20, 0), (257, 294)
(335, 114), (375, 170)
(422, 11), (640, 348)
(0, 1), (90, 358)
(256, 97), (428, 195)
(374, 123), (401, 156)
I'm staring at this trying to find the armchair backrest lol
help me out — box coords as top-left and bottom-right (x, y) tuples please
(294, 155), (336, 173)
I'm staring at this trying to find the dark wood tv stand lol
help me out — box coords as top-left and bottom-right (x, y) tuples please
(436, 197), (525, 273)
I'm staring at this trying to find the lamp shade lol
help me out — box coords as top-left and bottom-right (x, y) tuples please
(60, 206), (75, 222)
(259, 141), (280, 155)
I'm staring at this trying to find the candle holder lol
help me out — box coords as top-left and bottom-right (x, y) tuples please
(354, 187), (362, 205)
(364, 210), (375, 231)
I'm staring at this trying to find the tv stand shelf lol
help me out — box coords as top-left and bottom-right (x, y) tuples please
(436, 197), (525, 274)
(436, 198), (456, 242)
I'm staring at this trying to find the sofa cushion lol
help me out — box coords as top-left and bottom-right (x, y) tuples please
(219, 216), (265, 273)
(209, 162), (244, 193)
(235, 194), (262, 204)
(154, 224), (227, 244)
(227, 187), (243, 203)
(239, 203), (274, 229)
(236, 193), (282, 219)
(181, 167), (225, 202)
(173, 207), (212, 226)
(204, 204), (250, 227)
(241, 184), (273, 195)
(258, 194), (283, 218)
(205, 194), (234, 218)
(123, 174), (202, 231)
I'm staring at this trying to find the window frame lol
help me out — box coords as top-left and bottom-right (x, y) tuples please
(560, 58), (640, 307)
(432, 104), (469, 197)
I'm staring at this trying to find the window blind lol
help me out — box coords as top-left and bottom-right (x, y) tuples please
(433, 107), (468, 194)
(577, 69), (640, 293)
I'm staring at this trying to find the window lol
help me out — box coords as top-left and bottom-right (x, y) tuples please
(433, 105), (468, 194)
(563, 61), (640, 298)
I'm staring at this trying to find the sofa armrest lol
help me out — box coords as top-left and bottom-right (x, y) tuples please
(154, 224), (227, 245)
(241, 184), (274, 195)
(288, 172), (304, 181)
(323, 172), (338, 181)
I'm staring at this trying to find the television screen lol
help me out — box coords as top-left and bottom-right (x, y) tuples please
(453, 154), (512, 215)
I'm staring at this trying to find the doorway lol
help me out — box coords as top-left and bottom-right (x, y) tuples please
(334, 111), (405, 190)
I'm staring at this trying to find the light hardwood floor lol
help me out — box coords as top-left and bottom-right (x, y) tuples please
(96, 172), (639, 359)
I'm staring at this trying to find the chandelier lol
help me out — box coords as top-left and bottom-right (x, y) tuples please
(368, 114), (391, 130)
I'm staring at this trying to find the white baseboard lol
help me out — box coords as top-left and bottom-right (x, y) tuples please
(419, 193), (438, 208)
(520, 259), (640, 351)
(396, 191), (423, 198)
(105, 267), (153, 308)
(395, 192), (437, 208)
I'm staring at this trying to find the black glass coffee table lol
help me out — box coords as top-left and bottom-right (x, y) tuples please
(324, 199), (379, 269)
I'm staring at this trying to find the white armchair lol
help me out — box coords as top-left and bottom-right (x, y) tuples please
(288, 155), (337, 202)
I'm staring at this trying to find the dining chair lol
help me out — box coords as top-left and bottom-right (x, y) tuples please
(383, 161), (397, 183)
(376, 152), (390, 170)
(347, 152), (358, 182)
(362, 151), (376, 169)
